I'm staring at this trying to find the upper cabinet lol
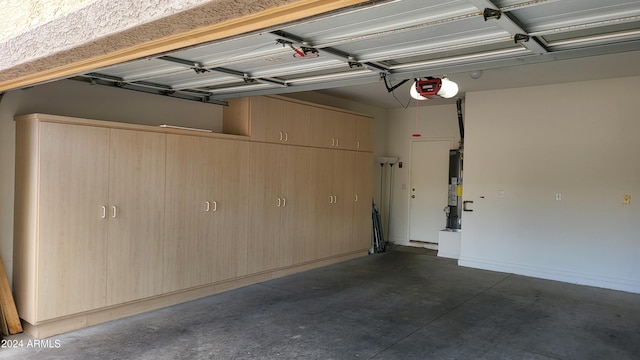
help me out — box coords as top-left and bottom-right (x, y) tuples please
(225, 96), (311, 146)
(354, 114), (374, 152)
(309, 107), (355, 150)
(223, 96), (373, 152)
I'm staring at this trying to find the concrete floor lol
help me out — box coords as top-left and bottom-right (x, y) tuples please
(2, 247), (639, 359)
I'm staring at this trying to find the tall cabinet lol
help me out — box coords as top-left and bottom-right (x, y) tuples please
(25, 122), (110, 322)
(225, 95), (374, 260)
(106, 129), (166, 305)
(164, 134), (249, 292)
(14, 97), (373, 338)
(14, 119), (166, 323)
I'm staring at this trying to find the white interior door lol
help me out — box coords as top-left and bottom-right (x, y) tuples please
(409, 140), (450, 244)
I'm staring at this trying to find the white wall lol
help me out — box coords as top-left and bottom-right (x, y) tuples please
(0, 79), (223, 285)
(385, 103), (461, 245)
(460, 75), (640, 293)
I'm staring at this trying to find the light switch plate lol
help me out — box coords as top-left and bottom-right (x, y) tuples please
(623, 195), (631, 205)
(555, 193), (562, 201)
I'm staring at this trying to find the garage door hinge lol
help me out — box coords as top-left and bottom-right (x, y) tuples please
(483, 8), (502, 21)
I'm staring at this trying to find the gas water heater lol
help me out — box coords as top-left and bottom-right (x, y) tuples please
(445, 98), (464, 231)
(445, 148), (463, 231)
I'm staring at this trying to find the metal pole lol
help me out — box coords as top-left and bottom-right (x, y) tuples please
(387, 162), (395, 245)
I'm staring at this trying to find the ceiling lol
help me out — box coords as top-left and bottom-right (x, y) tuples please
(70, 0), (640, 109)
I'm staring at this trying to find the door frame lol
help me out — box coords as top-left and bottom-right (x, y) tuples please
(407, 137), (454, 245)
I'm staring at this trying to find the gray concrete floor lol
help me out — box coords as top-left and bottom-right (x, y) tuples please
(2, 247), (639, 359)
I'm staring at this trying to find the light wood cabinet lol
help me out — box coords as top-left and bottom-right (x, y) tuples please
(106, 129), (166, 305)
(28, 122), (110, 322)
(354, 115), (374, 152)
(227, 96), (311, 145)
(310, 107), (356, 150)
(308, 148), (363, 257)
(309, 150), (373, 255)
(352, 151), (374, 251)
(330, 150), (356, 255)
(247, 142), (311, 273)
(164, 134), (249, 292)
(14, 100), (372, 338)
(164, 135), (217, 292)
(210, 138), (250, 281)
(223, 95), (373, 152)
(14, 119), (167, 320)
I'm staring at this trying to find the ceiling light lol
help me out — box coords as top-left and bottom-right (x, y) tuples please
(438, 77), (458, 98)
(410, 77), (458, 100)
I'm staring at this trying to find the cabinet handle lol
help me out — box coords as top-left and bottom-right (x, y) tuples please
(279, 131), (283, 141)
(356, 140), (360, 149)
(354, 194), (358, 202)
(284, 132), (288, 142)
(205, 201), (210, 212)
(336, 138), (339, 147)
(111, 205), (117, 218)
(277, 197), (282, 207)
(331, 138), (335, 147)
(212, 201), (217, 212)
(329, 196), (333, 204)
(282, 198), (286, 207)
(101, 206), (106, 219)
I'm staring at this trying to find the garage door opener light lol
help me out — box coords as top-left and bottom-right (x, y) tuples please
(410, 77), (458, 100)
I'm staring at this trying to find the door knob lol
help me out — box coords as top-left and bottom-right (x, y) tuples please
(411, 195), (415, 198)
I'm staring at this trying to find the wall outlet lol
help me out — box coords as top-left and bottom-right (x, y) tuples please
(555, 193), (562, 201)
(623, 195), (631, 205)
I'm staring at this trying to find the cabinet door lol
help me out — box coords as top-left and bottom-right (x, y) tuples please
(211, 138), (250, 281)
(251, 97), (311, 145)
(164, 135), (216, 292)
(107, 129), (166, 305)
(307, 148), (335, 260)
(249, 97), (284, 143)
(247, 142), (283, 274)
(37, 122), (109, 320)
(354, 115), (374, 152)
(280, 100), (311, 146)
(279, 146), (311, 267)
(310, 107), (357, 150)
(331, 150), (355, 255)
(352, 152), (373, 252)
(310, 107), (337, 148)
(333, 111), (356, 150)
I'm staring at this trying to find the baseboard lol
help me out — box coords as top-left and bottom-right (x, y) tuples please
(437, 251), (459, 260)
(409, 239), (438, 250)
(458, 256), (640, 294)
(22, 250), (368, 338)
